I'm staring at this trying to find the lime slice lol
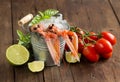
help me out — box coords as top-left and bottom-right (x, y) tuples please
(28, 61), (44, 72)
(6, 44), (29, 65)
(65, 52), (81, 63)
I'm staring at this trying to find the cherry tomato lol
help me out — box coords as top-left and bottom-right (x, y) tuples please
(78, 38), (84, 53)
(83, 32), (98, 44)
(89, 32), (98, 41)
(101, 52), (112, 59)
(95, 38), (113, 54)
(83, 44), (99, 62)
(101, 31), (116, 45)
(84, 38), (90, 44)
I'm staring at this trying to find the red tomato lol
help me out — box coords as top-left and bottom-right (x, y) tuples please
(101, 31), (116, 45)
(101, 52), (112, 59)
(95, 38), (113, 54)
(89, 32), (98, 41)
(83, 32), (98, 44)
(83, 45), (99, 62)
(78, 38), (84, 53)
(84, 38), (90, 44)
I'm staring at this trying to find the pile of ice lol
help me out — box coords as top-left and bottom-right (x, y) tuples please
(39, 14), (69, 30)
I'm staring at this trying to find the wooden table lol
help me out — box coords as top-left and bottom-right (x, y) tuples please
(0, 0), (120, 82)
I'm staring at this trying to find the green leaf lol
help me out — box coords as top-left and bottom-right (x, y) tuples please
(29, 9), (59, 26)
(17, 30), (24, 40)
(43, 15), (50, 19)
(44, 9), (59, 16)
(38, 11), (44, 18)
(29, 15), (41, 26)
(17, 30), (31, 48)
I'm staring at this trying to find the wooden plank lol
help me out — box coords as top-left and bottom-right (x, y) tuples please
(83, 0), (119, 31)
(44, 66), (62, 82)
(35, 0), (58, 11)
(0, 0), (14, 82)
(11, 0), (44, 82)
(44, 62), (74, 82)
(109, 0), (120, 24)
(56, 0), (90, 29)
(59, 63), (74, 82)
(14, 66), (43, 82)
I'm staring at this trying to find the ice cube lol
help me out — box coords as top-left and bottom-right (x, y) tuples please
(38, 14), (69, 30)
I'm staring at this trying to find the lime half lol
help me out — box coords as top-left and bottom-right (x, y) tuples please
(6, 44), (29, 65)
(28, 61), (44, 72)
(65, 52), (81, 63)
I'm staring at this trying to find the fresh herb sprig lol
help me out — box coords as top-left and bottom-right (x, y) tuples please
(29, 9), (59, 26)
(17, 30), (31, 48)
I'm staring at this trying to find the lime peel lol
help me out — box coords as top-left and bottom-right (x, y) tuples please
(65, 51), (81, 63)
(6, 44), (29, 65)
(28, 61), (44, 72)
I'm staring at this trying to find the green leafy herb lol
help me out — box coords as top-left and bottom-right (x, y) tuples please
(17, 30), (31, 48)
(44, 9), (59, 16)
(29, 9), (59, 26)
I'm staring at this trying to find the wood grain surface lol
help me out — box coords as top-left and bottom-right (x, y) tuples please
(0, 0), (120, 82)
